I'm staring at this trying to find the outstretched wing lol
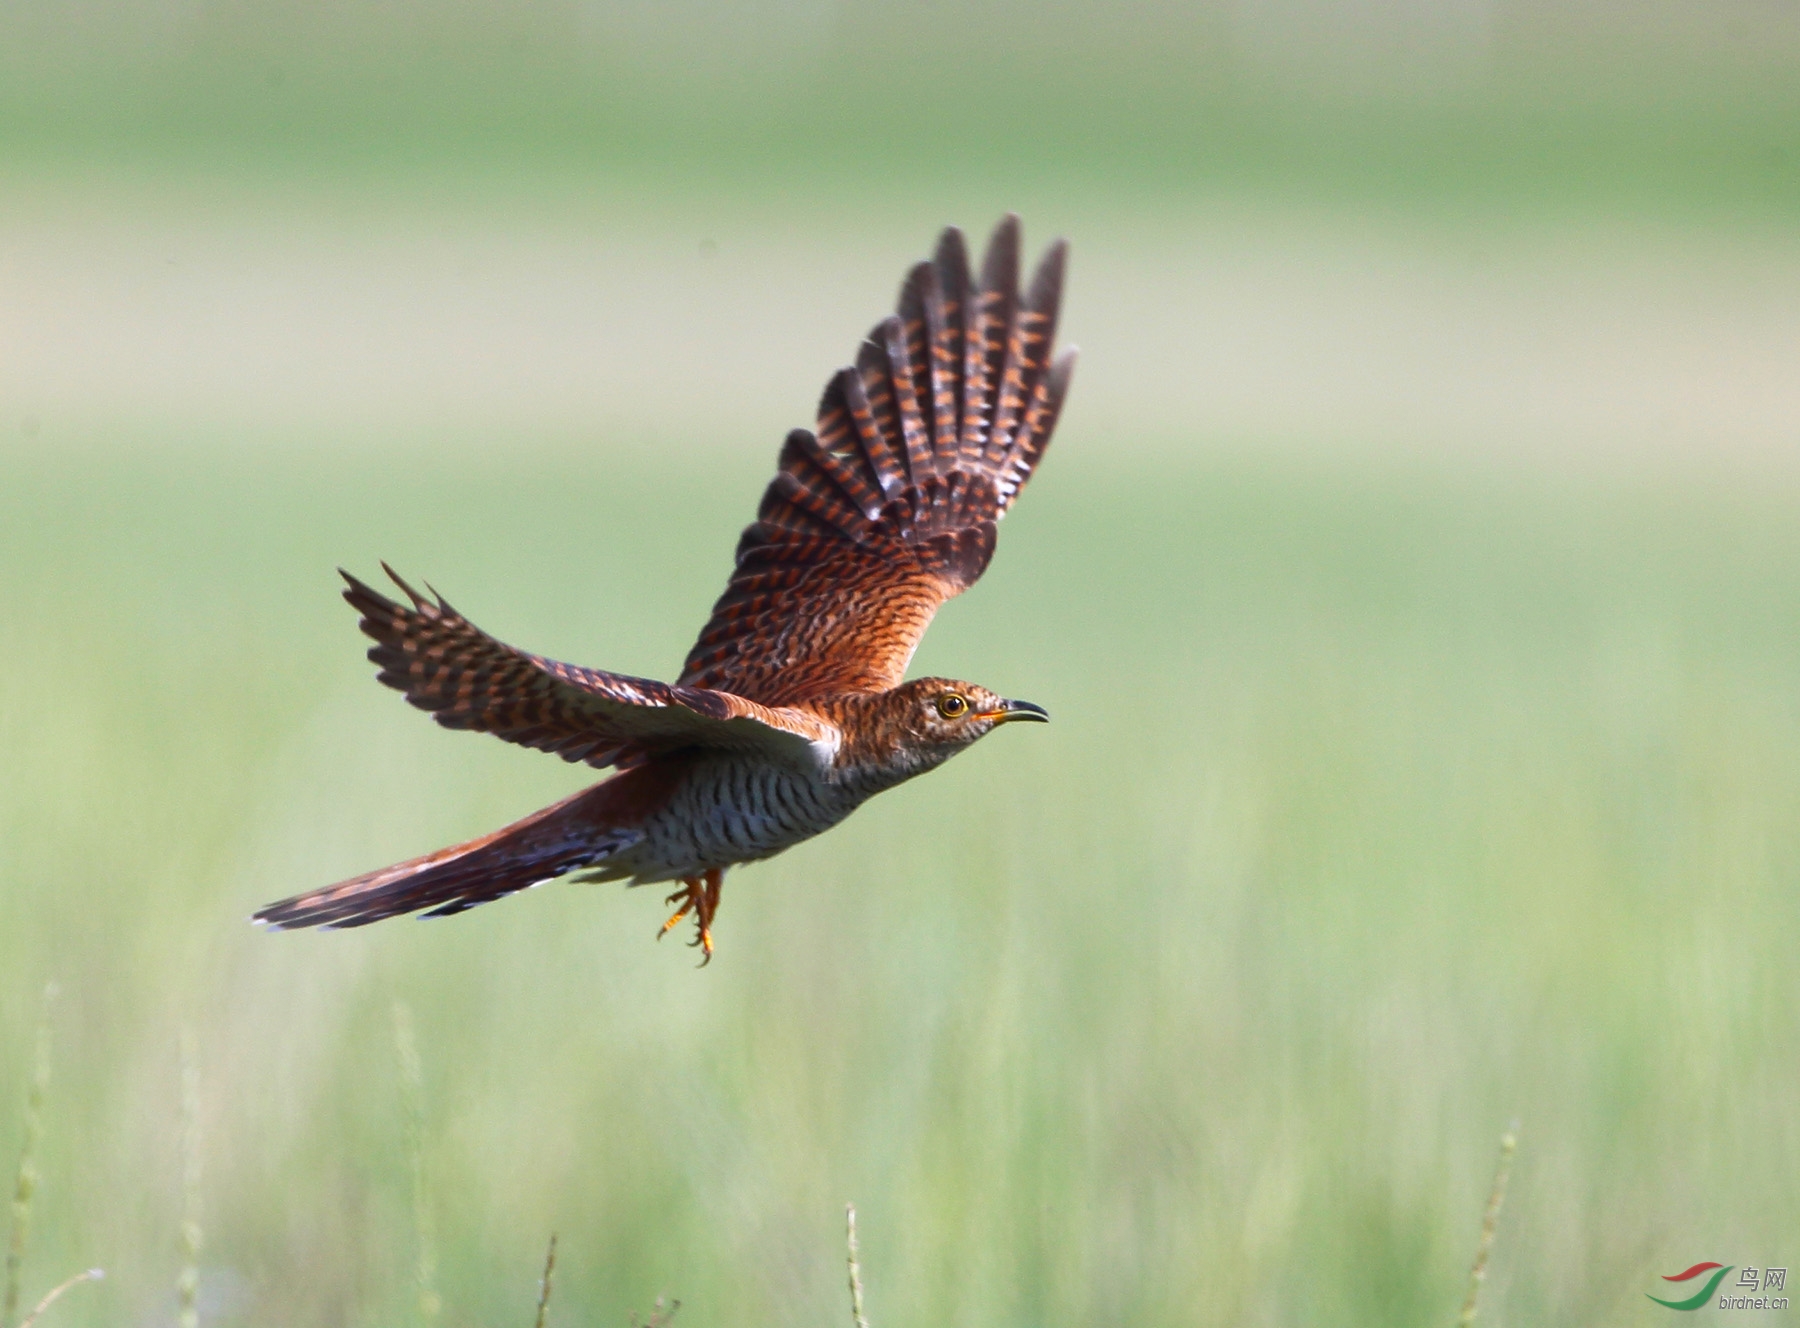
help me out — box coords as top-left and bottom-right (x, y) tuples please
(679, 214), (1076, 705)
(343, 566), (834, 769)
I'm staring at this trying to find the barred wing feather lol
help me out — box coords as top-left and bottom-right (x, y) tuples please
(680, 215), (1075, 704)
(342, 567), (830, 769)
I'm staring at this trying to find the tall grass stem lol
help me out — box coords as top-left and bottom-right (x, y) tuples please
(5, 983), (57, 1328)
(845, 1204), (869, 1328)
(177, 1027), (202, 1328)
(532, 1234), (556, 1328)
(16, 1269), (101, 1328)
(1456, 1123), (1518, 1327)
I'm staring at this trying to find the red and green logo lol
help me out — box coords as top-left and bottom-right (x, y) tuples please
(1648, 1263), (1733, 1310)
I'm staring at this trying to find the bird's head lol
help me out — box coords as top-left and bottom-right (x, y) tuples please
(888, 676), (1049, 755)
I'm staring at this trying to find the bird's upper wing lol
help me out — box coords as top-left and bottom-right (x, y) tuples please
(343, 567), (835, 770)
(678, 215), (1076, 704)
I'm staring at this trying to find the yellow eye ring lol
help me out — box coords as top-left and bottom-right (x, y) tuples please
(937, 693), (969, 719)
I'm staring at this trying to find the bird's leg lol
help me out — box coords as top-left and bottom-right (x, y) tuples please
(694, 868), (723, 964)
(658, 868), (725, 964)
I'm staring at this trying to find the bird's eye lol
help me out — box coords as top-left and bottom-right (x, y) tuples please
(937, 693), (969, 719)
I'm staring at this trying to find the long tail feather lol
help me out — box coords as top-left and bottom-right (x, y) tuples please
(254, 767), (680, 929)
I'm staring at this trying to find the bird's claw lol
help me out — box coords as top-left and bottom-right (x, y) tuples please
(657, 870), (722, 966)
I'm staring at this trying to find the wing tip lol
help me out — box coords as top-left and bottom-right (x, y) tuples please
(1028, 239), (1069, 313)
(339, 565), (382, 601)
(933, 225), (971, 291)
(979, 214), (1022, 294)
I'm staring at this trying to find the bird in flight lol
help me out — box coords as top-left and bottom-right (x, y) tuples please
(255, 215), (1075, 960)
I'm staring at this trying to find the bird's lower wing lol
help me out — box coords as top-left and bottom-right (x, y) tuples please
(342, 566), (832, 769)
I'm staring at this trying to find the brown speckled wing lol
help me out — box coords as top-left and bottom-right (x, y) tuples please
(680, 216), (1076, 704)
(344, 567), (830, 768)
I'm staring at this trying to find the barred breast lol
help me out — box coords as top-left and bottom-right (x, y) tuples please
(621, 754), (867, 884)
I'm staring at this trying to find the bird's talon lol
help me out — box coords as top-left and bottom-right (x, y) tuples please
(658, 878), (701, 942)
(669, 867), (722, 966)
(654, 869), (726, 962)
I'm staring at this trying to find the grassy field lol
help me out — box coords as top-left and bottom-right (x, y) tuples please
(3, 423), (1799, 1326)
(4, 4), (1800, 1322)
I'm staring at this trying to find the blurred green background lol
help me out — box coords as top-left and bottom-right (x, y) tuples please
(3, 2), (1800, 1325)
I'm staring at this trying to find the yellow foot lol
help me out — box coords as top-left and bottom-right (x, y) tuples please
(657, 868), (724, 966)
(658, 881), (697, 941)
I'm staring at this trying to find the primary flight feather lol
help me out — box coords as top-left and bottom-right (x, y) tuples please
(255, 215), (1075, 959)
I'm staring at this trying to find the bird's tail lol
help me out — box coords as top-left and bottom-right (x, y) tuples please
(254, 768), (672, 930)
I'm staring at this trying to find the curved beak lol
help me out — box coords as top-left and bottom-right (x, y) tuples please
(981, 698), (1049, 725)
